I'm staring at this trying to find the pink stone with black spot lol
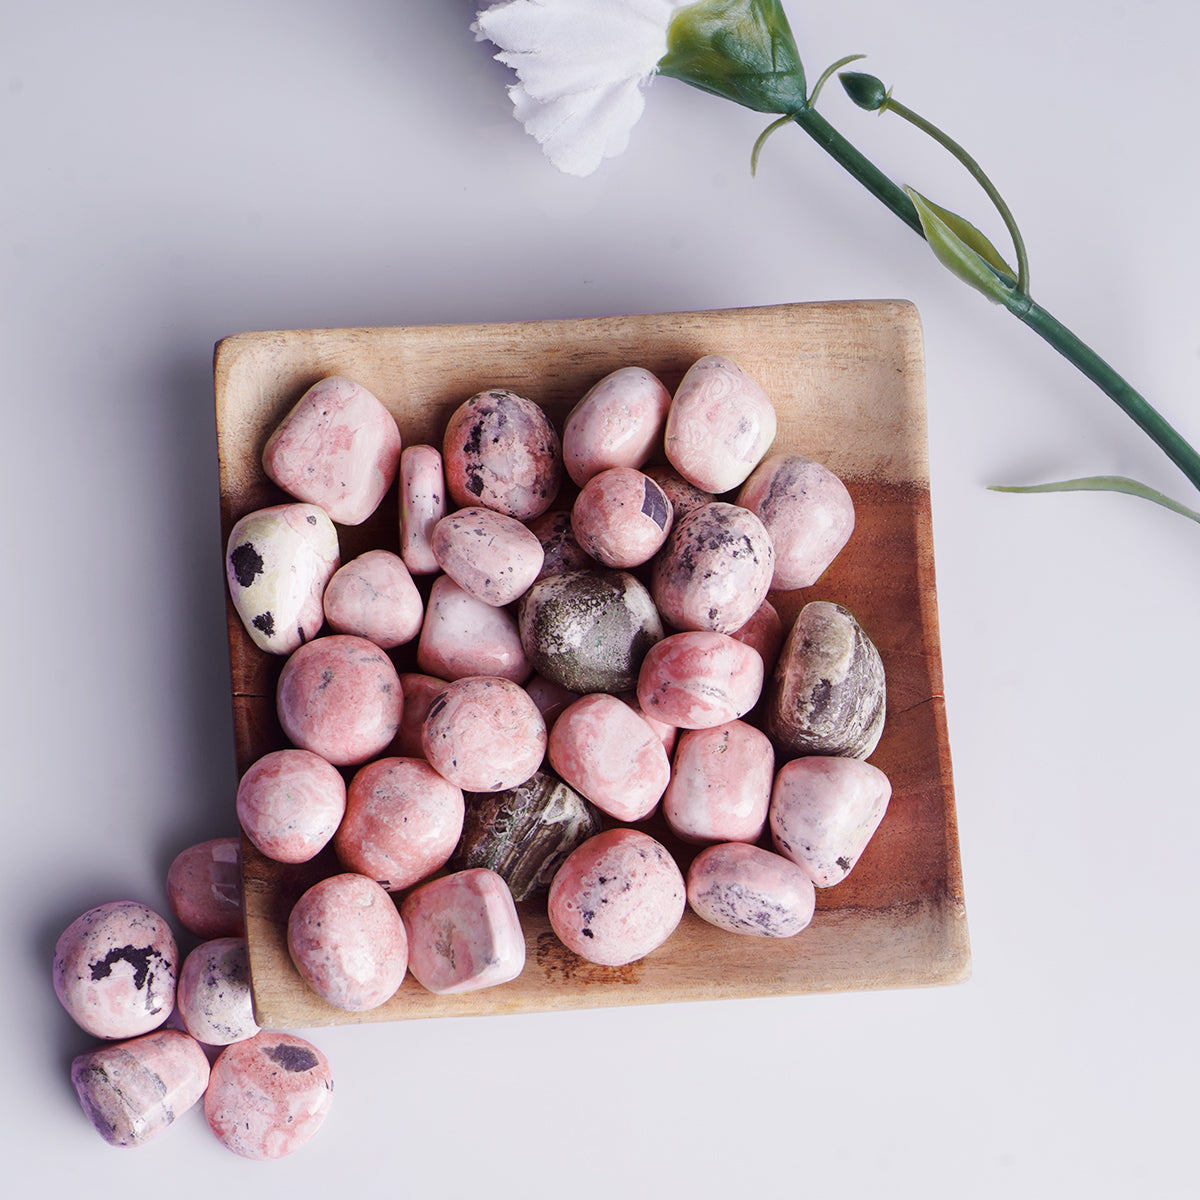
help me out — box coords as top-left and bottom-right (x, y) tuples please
(322, 548), (424, 649)
(548, 828), (685, 966)
(641, 465), (715, 523)
(526, 509), (595, 580)
(636, 630), (764, 729)
(276, 634), (402, 766)
(442, 388), (561, 520)
(54, 901), (178, 1039)
(570, 466), (673, 569)
(287, 873), (408, 1012)
(204, 1031), (334, 1160)
(262, 375), (402, 526)
(416, 575), (531, 683)
(686, 842), (816, 937)
(391, 671), (451, 757)
(236, 748), (346, 864)
(175, 937), (259, 1046)
(166, 837), (244, 939)
(399, 443), (448, 575)
(431, 506), (545, 606)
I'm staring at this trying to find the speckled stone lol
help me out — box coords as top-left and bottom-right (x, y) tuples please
(767, 601), (886, 760)
(287, 874), (408, 1012)
(225, 503), (340, 655)
(262, 375), (402, 526)
(526, 509), (595, 580)
(636, 630), (764, 729)
(322, 549), (424, 649)
(548, 828), (686, 966)
(456, 770), (603, 901)
(335, 756), (464, 891)
(399, 443), (448, 575)
(166, 837), (243, 939)
(175, 937), (259, 1046)
(204, 1031), (334, 1160)
(54, 901), (178, 1039)
(686, 842), (816, 937)
(236, 749), (346, 864)
(570, 467), (673, 569)
(71, 1028), (210, 1148)
(431, 506), (545, 606)
(641, 465), (715, 523)
(390, 671), (452, 757)
(401, 868), (526, 995)
(442, 388), (562, 520)
(416, 574), (532, 683)
(518, 568), (663, 694)
(769, 755), (892, 887)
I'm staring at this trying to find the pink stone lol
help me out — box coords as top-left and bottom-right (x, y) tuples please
(769, 756), (892, 887)
(442, 389), (562, 520)
(399, 444), (448, 575)
(54, 901), (178, 1039)
(287, 874), (408, 1012)
(225, 503), (340, 655)
(562, 366), (672, 487)
(322, 549), (424, 649)
(548, 829), (685, 966)
(175, 937), (259, 1046)
(71, 1029), (210, 1147)
(729, 598), (785, 673)
(636, 631), (764, 729)
(335, 756), (464, 891)
(390, 671), (451, 757)
(547, 693), (670, 822)
(641, 464), (715, 523)
(526, 509), (594, 579)
(570, 467), (673, 569)
(686, 842), (816, 937)
(662, 720), (774, 844)
(618, 691), (678, 757)
(204, 1031), (333, 1160)
(421, 675), (546, 792)
(664, 355), (777, 493)
(276, 634), (402, 766)
(651, 501), (774, 634)
(416, 574), (531, 683)
(262, 375), (402, 525)
(736, 453), (855, 589)
(431, 506), (545, 606)
(400, 868), (526, 995)
(166, 837), (244, 938)
(236, 749), (346, 864)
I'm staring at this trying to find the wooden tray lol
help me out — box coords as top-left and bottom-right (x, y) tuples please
(214, 300), (969, 1029)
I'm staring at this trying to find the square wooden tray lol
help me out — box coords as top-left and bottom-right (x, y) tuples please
(214, 300), (969, 1029)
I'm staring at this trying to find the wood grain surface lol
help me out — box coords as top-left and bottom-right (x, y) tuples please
(213, 300), (969, 1029)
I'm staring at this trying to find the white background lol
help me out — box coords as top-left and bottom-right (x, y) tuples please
(4, 1), (1198, 1195)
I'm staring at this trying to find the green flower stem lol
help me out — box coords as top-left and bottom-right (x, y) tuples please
(785, 104), (1200, 498)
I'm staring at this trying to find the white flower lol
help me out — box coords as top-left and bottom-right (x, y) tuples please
(473, 0), (690, 177)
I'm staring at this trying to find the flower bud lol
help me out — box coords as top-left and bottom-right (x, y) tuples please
(839, 71), (890, 112)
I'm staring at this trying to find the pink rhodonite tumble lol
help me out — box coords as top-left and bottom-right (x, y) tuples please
(175, 937), (259, 1046)
(736, 453), (855, 589)
(431, 506), (545, 606)
(391, 671), (451, 756)
(236, 748), (346, 864)
(547, 693), (670, 822)
(71, 1029), (210, 1148)
(399, 443), (448, 575)
(663, 355), (777, 493)
(416, 574), (531, 683)
(686, 842), (816, 938)
(287, 873), (409, 1012)
(276, 634), (402, 766)
(53, 901), (178, 1040)
(422, 675), (546, 792)
(204, 1031), (334, 1160)
(335, 756), (465, 891)
(548, 828), (685, 967)
(166, 837), (243, 938)
(662, 720), (774, 844)
(769, 756), (893, 887)
(262, 375), (402, 526)
(400, 868), (526, 995)
(322, 549), (424, 649)
(636, 630), (764, 729)
(570, 467), (673, 569)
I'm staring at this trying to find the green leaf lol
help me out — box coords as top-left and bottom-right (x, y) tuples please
(905, 186), (1017, 304)
(989, 475), (1200, 524)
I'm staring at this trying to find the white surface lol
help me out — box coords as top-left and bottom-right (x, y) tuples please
(4, 0), (1197, 1193)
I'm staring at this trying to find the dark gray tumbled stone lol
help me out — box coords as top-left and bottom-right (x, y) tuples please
(517, 567), (663, 694)
(456, 771), (604, 901)
(766, 601), (885, 759)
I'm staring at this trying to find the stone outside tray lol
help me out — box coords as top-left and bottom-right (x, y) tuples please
(213, 300), (970, 1029)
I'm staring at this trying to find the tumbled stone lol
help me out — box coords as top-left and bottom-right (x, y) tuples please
(236, 749), (346, 864)
(416, 574), (531, 683)
(769, 755), (892, 887)
(548, 829), (685, 966)
(431, 506), (544, 606)
(54, 901), (177, 1039)
(767, 601), (886, 760)
(390, 671), (452, 757)
(204, 1031), (334, 1160)
(175, 937), (259, 1046)
(518, 568), (663, 694)
(166, 837), (243, 939)
(641, 464), (715, 523)
(526, 509), (594, 580)
(686, 842), (816, 937)
(636, 630), (764, 729)
(71, 1028), (209, 1147)
(322, 549), (424, 649)
(456, 770), (603, 901)
(401, 868), (526, 994)
(571, 467), (673, 569)
(262, 375), (402, 526)
(225, 503), (339, 655)
(729, 598), (785, 673)
(399, 443), (448, 575)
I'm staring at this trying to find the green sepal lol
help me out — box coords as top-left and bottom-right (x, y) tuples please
(990, 475), (1200, 524)
(905, 186), (1017, 303)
